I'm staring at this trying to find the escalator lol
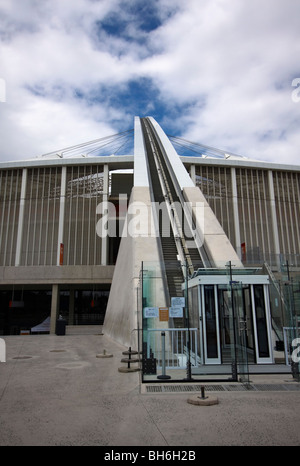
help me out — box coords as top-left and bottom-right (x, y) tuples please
(140, 117), (205, 303)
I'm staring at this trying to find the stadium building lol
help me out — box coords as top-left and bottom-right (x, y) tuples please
(0, 117), (299, 381)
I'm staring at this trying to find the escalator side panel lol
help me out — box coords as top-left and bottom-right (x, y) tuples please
(141, 119), (184, 301)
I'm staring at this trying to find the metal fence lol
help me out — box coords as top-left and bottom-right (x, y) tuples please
(146, 328), (198, 369)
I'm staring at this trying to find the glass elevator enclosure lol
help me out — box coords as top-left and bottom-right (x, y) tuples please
(139, 262), (274, 383)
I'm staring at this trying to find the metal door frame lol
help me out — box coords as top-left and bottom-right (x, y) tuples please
(194, 274), (273, 366)
(250, 283), (273, 364)
(201, 284), (221, 364)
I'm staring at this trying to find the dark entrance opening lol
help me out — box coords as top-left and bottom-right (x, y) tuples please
(0, 286), (52, 335)
(0, 284), (110, 335)
(60, 286), (110, 326)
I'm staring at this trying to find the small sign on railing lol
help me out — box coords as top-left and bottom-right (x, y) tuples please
(159, 307), (169, 321)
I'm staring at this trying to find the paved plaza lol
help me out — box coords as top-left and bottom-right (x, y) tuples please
(0, 333), (300, 447)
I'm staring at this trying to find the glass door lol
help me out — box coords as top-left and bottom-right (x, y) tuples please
(241, 285), (255, 363)
(231, 283), (250, 384)
(202, 285), (221, 364)
(251, 284), (273, 364)
(218, 287), (234, 364)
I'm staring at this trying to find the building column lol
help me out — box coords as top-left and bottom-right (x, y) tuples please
(57, 166), (67, 266)
(50, 284), (60, 334)
(231, 167), (241, 258)
(15, 168), (27, 266)
(101, 164), (109, 265)
(190, 164), (196, 185)
(268, 170), (281, 269)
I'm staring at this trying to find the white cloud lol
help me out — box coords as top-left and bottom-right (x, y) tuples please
(0, 0), (299, 165)
(143, 0), (300, 164)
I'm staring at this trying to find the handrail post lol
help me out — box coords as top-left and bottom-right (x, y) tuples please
(157, 332), (171, 380)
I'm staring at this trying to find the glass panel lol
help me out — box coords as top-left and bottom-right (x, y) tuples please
(232, 283), (250, 384)
(243, 286), (255, 363)
(253, 285), (270, 358)
(141, 261), (171, 381)
(225, 261), (249, 383)
(189, 286), (201, 364)
(218, 287), (234, 363)
(204, 285), (218, 359)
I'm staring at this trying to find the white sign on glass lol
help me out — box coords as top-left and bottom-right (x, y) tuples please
(144, 307), (159, 318)
(171, 297), (185, 307)
(169, 306), (183, 318)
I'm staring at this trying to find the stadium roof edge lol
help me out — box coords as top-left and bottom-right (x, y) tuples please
(180, 155), (300, 172)
(0, 154), (299, 173)
(0, 155), (134, 170)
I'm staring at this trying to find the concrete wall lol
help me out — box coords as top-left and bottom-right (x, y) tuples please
(183, 186), (243, 268)
(103, 186), (166, 348)
(0, 265), (114, 285)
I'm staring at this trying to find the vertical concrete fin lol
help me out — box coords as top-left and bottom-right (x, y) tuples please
(183, 187), (243, 268)
(103, 187), (165, 347)
(134, 116), (149, 187)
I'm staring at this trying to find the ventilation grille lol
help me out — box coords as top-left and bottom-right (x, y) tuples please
(145, 383), (300, 393)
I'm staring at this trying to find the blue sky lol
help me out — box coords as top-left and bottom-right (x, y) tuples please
(0, 0), (300, 164)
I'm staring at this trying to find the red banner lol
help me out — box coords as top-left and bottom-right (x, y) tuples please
(59, 243), (64, 266)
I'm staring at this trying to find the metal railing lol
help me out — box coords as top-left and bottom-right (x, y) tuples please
(146, 328), (198, 369)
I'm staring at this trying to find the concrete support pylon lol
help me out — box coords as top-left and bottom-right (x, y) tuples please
(103, 186), (166, 348)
